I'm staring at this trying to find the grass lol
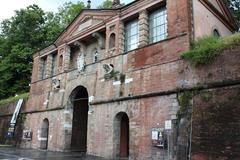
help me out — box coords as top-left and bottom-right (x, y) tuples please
(0, 93), (29, 107)
(181, 33), (240, 66)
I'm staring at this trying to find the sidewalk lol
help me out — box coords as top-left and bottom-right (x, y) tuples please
(0, 146), (106, 160)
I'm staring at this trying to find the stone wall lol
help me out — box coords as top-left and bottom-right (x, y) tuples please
(0, 101), (27, 145)
(0, 116), (11, 144)
(191, 85), (240, 160)
(87, 94), (179, 159)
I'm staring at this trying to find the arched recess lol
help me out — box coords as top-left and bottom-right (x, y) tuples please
(69, 86), (89, 152)
(59, 55), (63, 67)
(113, 112), (129, 158)
(40, 118), (49, 150)
(109, 33), (116, 49)
(213, 28), (221, 37)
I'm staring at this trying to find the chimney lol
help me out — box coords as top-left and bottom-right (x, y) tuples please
(112, 0), (121, 8)
(87, 0), (91, 9)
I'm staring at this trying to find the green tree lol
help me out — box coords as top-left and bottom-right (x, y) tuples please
(97, 0), (113, 9)
(44, 12), (63, 45)
(0, 5), (46, 98)
(225, 0), (240, 27)
(57, 1), (85, 27)
(0, 1), (86, 99)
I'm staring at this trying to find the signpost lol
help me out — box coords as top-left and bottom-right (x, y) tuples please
(7, 99), (24, 138)
(165, 120), (172, 160)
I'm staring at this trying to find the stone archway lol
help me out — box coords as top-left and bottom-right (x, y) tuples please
(114, 112), (129, 158)
(40, 118), (49, 150)
(70, 86), (89, 152)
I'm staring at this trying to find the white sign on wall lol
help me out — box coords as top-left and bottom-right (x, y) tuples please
(165, 120), (172, 130)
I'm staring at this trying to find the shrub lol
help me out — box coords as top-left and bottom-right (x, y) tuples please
(0, 93), (29, 107)
(181, 33), (240, 66)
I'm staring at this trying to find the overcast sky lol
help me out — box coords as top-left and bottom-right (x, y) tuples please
(0, 0), (134, 22)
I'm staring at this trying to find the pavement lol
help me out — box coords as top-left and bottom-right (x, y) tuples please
(0, 146), (106, 160)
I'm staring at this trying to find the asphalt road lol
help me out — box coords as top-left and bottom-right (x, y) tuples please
(0, 146), (105, 160)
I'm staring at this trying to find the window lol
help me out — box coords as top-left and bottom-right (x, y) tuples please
(125, 19), (139, 52)
(213, 29), (221, 37)
(149, 7), (167, 43)
(40, 57), (47, 80)
(93, 50), (98, 63)
(51, 53), (57, 76)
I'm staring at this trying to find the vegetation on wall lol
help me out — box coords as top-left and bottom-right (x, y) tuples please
(177, 91), (193, 119)
(181, 33), (240, 66)
(0, 93), (28, 107)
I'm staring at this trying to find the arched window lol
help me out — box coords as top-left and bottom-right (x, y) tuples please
(213, 29), (221, 37)
(109, 33), (116, 49)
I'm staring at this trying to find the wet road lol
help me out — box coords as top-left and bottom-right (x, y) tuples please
(0, 146), (106, 160)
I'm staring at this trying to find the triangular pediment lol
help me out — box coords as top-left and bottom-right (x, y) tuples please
(55, 9), (118, 45)
(208, 0), (224, 15)
(202, 0), (238, 31)
(72, 17), (104, 36)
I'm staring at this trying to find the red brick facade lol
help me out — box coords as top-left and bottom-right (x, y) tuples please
(0, 0), (239, 159)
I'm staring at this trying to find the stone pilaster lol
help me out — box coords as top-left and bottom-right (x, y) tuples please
(139, 10), (149, 47)
(45, 55), (52, 78)
(118, 21), (125, 54)
(64, 46), (71, 71)
(38, 59), (44, 80)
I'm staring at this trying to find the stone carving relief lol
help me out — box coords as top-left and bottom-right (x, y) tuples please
(77, 53), (85, 72)
(103, 64), (114, 79)
(52, 78), (60, 89)
(74, 41), (86, 73)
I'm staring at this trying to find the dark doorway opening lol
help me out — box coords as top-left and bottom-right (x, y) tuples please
(120, 114), (129, 158)
(40, 118), (49, 150)
(114, 112), (129, 158)
(71, 86), (89, 152)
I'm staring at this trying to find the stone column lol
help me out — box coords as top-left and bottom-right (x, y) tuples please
(139, 10), (149, 47)
(118, 21), (125, 54)
(64, 46), (71, 71)
(45, 55), (53, 78)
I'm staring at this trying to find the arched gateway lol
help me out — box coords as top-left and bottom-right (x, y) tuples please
(70, 86), (89, 152)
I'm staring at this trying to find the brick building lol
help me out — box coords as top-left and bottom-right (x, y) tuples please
(22, 0), (238, 159)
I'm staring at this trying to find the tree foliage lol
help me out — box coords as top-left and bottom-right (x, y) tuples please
(57, 1), (85, 27)
(225, 0), (240, 27)
(97, 0), (113, 9)
(0, 5), (46, 98)
(0, 2), (85, 99)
